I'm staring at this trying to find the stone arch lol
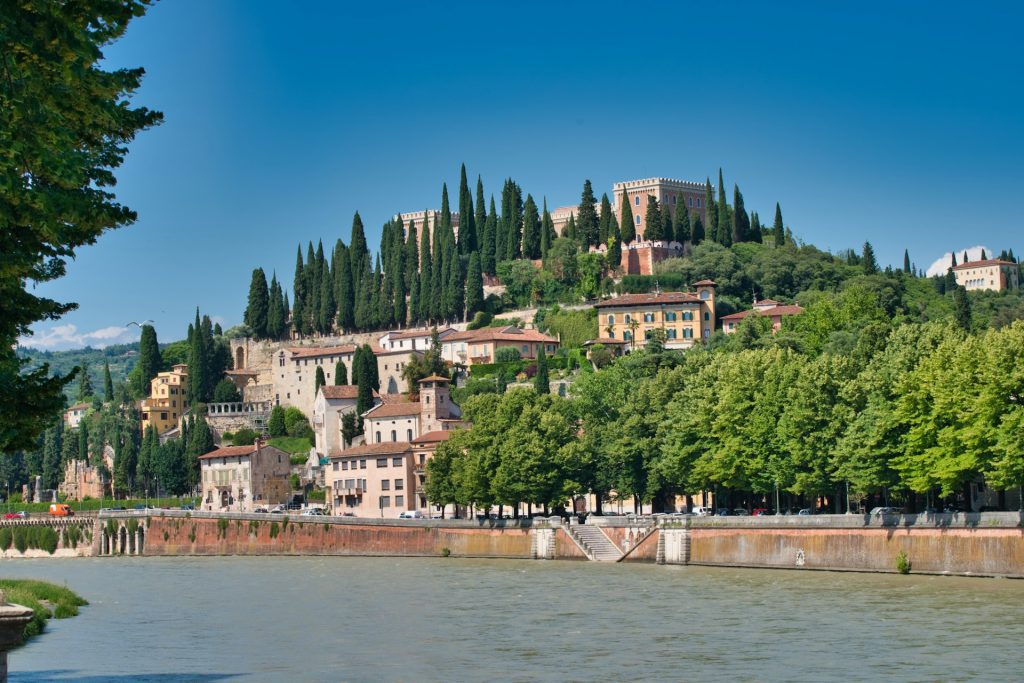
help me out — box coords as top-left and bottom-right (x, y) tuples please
(118, 525), (127, 555)
(138, 526), (145, 555)
(235, 346), (245, 370)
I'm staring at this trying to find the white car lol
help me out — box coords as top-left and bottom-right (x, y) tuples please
(300, 508), (325, 516)
(398, 510), (423, 519)
(691, 506), (713, 516)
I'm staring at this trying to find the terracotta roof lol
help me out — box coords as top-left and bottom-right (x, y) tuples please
(418, 375), (450, 383)
(66, 402), (90, 412)
(754, 298), (781, 306)
(364, 402), (422, 418)
(594, 292), (701, 308)
(692, 279), (718, 286)
(445, 326), (558, 343)
(379, 393), (411, 403)
(320, 385), (359, 400)
(288, 345), (356, 359)
(721, 304), (805, 321)
(387, 327), (455, 340)
(411, 430), (453, 445)
(374, 347), (423, 356)
(951, 258), (1017, 271)
(199, 444), (256, 460)
(329, 442), (412, 458)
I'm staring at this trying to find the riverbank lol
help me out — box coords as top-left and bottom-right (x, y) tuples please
(0, 579), (86, 645)
(81, 509), (1024, 578)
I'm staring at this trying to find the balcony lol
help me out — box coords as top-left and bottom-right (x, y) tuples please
(333, 483), (363, 496)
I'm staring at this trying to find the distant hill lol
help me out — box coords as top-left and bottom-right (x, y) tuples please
(16, 343), (141, 402)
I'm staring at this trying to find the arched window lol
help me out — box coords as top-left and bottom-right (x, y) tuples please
(625, 314), (632, 324)
(700, 289), (710, 300)
(624, 331), (632, 341)
(607, 314), (615, 325)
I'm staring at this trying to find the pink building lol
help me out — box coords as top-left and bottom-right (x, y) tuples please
(720, 299), (804, 334)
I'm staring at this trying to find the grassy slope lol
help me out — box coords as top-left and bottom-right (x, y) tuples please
(0, 579), (87, 644)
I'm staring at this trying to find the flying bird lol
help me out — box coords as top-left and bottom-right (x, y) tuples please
(126, 320), (154, 328)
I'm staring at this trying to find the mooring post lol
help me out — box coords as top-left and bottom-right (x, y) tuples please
(0, 590), (35, 683)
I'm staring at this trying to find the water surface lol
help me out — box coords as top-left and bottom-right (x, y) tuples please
(3, 557), (1021, 682)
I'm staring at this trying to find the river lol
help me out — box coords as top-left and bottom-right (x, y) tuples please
(3, 557), (1022, 682)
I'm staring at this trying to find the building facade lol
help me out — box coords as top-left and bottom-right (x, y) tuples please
(325, 376), (463, 517)
(613, 178), (708, 241)
(952, 259), (1019, 292)
(64, 402), (89, 430)
(442, 326), (558, 366)
(312, 385), (382, 456)
(721, 299), (805, 334)
(140, 363), (188, 435)
(199, 441), (292, 512)
(397, 210), (460, 257)
(594, 283), (717, 350)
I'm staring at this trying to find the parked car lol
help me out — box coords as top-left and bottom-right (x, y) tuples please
(716, 508), (731, 516)
(300, 508), (325, 516)
(269, 505), (286, 514)
(692, 506), (713, 516)
(179, 504), (195, 511)
(797, 508), (813, 516)
(732, 508), (751, 516)
(3, 511), (27, 520)
(869, 506), (900, 515)
(253, 507), (269, 513)
(398, 510), (423, 519)
(751, 508), (768, 516)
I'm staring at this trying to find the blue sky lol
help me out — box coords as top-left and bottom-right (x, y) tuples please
(20, 0), (1024, 350)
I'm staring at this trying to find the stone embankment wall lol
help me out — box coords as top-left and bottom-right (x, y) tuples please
(0, 518), (94, 558)
(142, 512), (534, 559)
(654, 513), (1024, 577)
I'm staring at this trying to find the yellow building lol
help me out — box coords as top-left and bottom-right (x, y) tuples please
(141, 363), (188, 435)
(594, 282), (717, 350)
(952, 258), (1019, 292)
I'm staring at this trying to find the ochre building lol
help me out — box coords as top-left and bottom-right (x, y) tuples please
(594, 283), (717, 350)
(141, 363), (188, 435)
(952, 258), (1019, 292)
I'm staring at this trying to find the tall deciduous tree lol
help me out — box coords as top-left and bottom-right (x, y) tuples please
(0, 0), (162, 453)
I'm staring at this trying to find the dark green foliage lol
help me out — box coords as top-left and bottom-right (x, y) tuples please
(705, 178), (717, 244)
(903, 249), (911, 274)
(103, 362), (114, 403)
(494, 347), (522, 363)
(620, 193), (636, 244)
(598, 193), (614, 246)
(419, 215), (433, 322)
(733, 185), (751, 243)
(267, 405), (286, 437)
(76, 361), (94, 401)
(954, 287), (972, 330)
(465, 253), (484, 317)
(244, 268), (270, 338)
(457, 164), (476, 254)
(185, 415), (214, 491)
(716, 169), (732, 246)
(675, 201), (691, 244)
(41, 425), (61, 489)
(155, 437), (186, 495)
(314, 366), (326, 395)
(644, 196), (664, 241)
(212, 379), (241, 403)
(521, 194), (541, 259)
(773, 203), (785, 247)
(475, 176), (487, 257)
(499, 178), (523, 261)
(0, 0), (162, 454)
(541, 198), (557, 258)
(862, 242), (878, 275)
(607, 219), (622, 270)
(230, 428), (258, 446)
(482, 196), (498, 275)
(577, 180), (599, 247)
(334, 361), (347, 386)
(534, 346), (549, 394)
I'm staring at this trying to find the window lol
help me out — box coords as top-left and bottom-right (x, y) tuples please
(359, 459), (367, 469)
(375, 432), (381, 443)
(395, 495), (404, 507)
(644, 328), (653, 340)
(688, 197), (693, 207)
(666, 329), (677, 339)
(342, 461), (348, 471)
(624, 313), (632, 324)
(407, 429), (413, 441)
(624, 331), (632, 341)
(380, 496), (391, 508)
(425, 395), (430, 404)
(672, 194), (676, 204)
(521, 344), (529, 354)
(608, 330), (614, 339)
(636, 215), (641, 226)
(395, 478), (404, 490)
(390, 430), (397, 442)
(665, 312), (677, 322)
(279, 355), (285, 367)
(683, 328), (693, 339)
(393, 457), (403, 467)
(704, 312), (710, 321)
(376, 458), (387, 468)
(607, 314), (615, 325)
(381, 480), (390, 491)
(682, 311), (693, 321)
(333, 462), (340, 472)
(634, 195), (640, 206)
(643, 312), (654, 323)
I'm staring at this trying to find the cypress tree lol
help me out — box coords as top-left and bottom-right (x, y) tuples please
(318, 254), (335, 334)
(315, 366), (326, 395)
(457, 164), (476, 254)
(482, 196), (498, 275)
(370, 257), (383, 329)
(675, 201), (691, 244)
(333, 241), (353, 333)
(403, 221), (419, 292)
(430, 211), (444, 322)
(465, 252), (484, 317)
(137, 324), (160, 396)
(903, 249), (911, 273)
(540, 198), (556, 257)
(187, 309), (207, 404)
(692, 215), (705, 245)
(41, 425), (62, 489)
(662, 203), (674, 243)
(307, 242), (323, 335)
(862, 242), (878, 275)
(267, 273), (282, 340)
(76, 361), (93, 401)
(951, 252), (957, 267)
(522, 194), (541, 259)
(439, 183), (452, 237)
(103, 362), (113, 402)
(334, 361), (347, 385)
(773, 203), (785, 247)
(565, 214), (577, 242)
(78, 419), (89, 462)
(499, 179), (523, 261)
(717, 169), (731, 246)
(733, 185), (750, 243)
(953, 286), (972, 330)
(598, 193), (613, 245)
(620, 191), (636, 244)
(705, 178), (717, 244)
(963, 250), (969, 263)
(577, 179), (599, 247)
(980, 248), (987, 260)
(419, 215), (433, 322)
(750, 212), (762, 243)
(607, 219), (622, 271)
(644, 196), (664, 241)
(291, 246), (305, 334)
(475, 176), (487, 253)
(534, 345), (549, 394)
(350, 211), (370, 278)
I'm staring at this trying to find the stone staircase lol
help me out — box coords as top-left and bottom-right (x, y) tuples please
(567, 524), (623, 562)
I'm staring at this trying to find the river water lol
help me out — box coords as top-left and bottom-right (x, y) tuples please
(3, 556), (1023, 682)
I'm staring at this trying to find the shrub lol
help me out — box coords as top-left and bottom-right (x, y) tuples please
(217, 518), (229, 539)
(494, 347), (521, 363)
(267, 405), (287, 437)
(466, 311), (493, 330)
(0, 527), (12, 551)
(212, 378), (242, 403)
(895, 550), (911, 574)
(37, 527), (58, 555)
(289, 473), (301, 490)
(269, 521), (280, 539)
(283, 407), (308, 435)
(13, 528), (27, 554)
(440, 546), (451, 557)
(231, 428), (258, 445)
(288, 421), (314, 440)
